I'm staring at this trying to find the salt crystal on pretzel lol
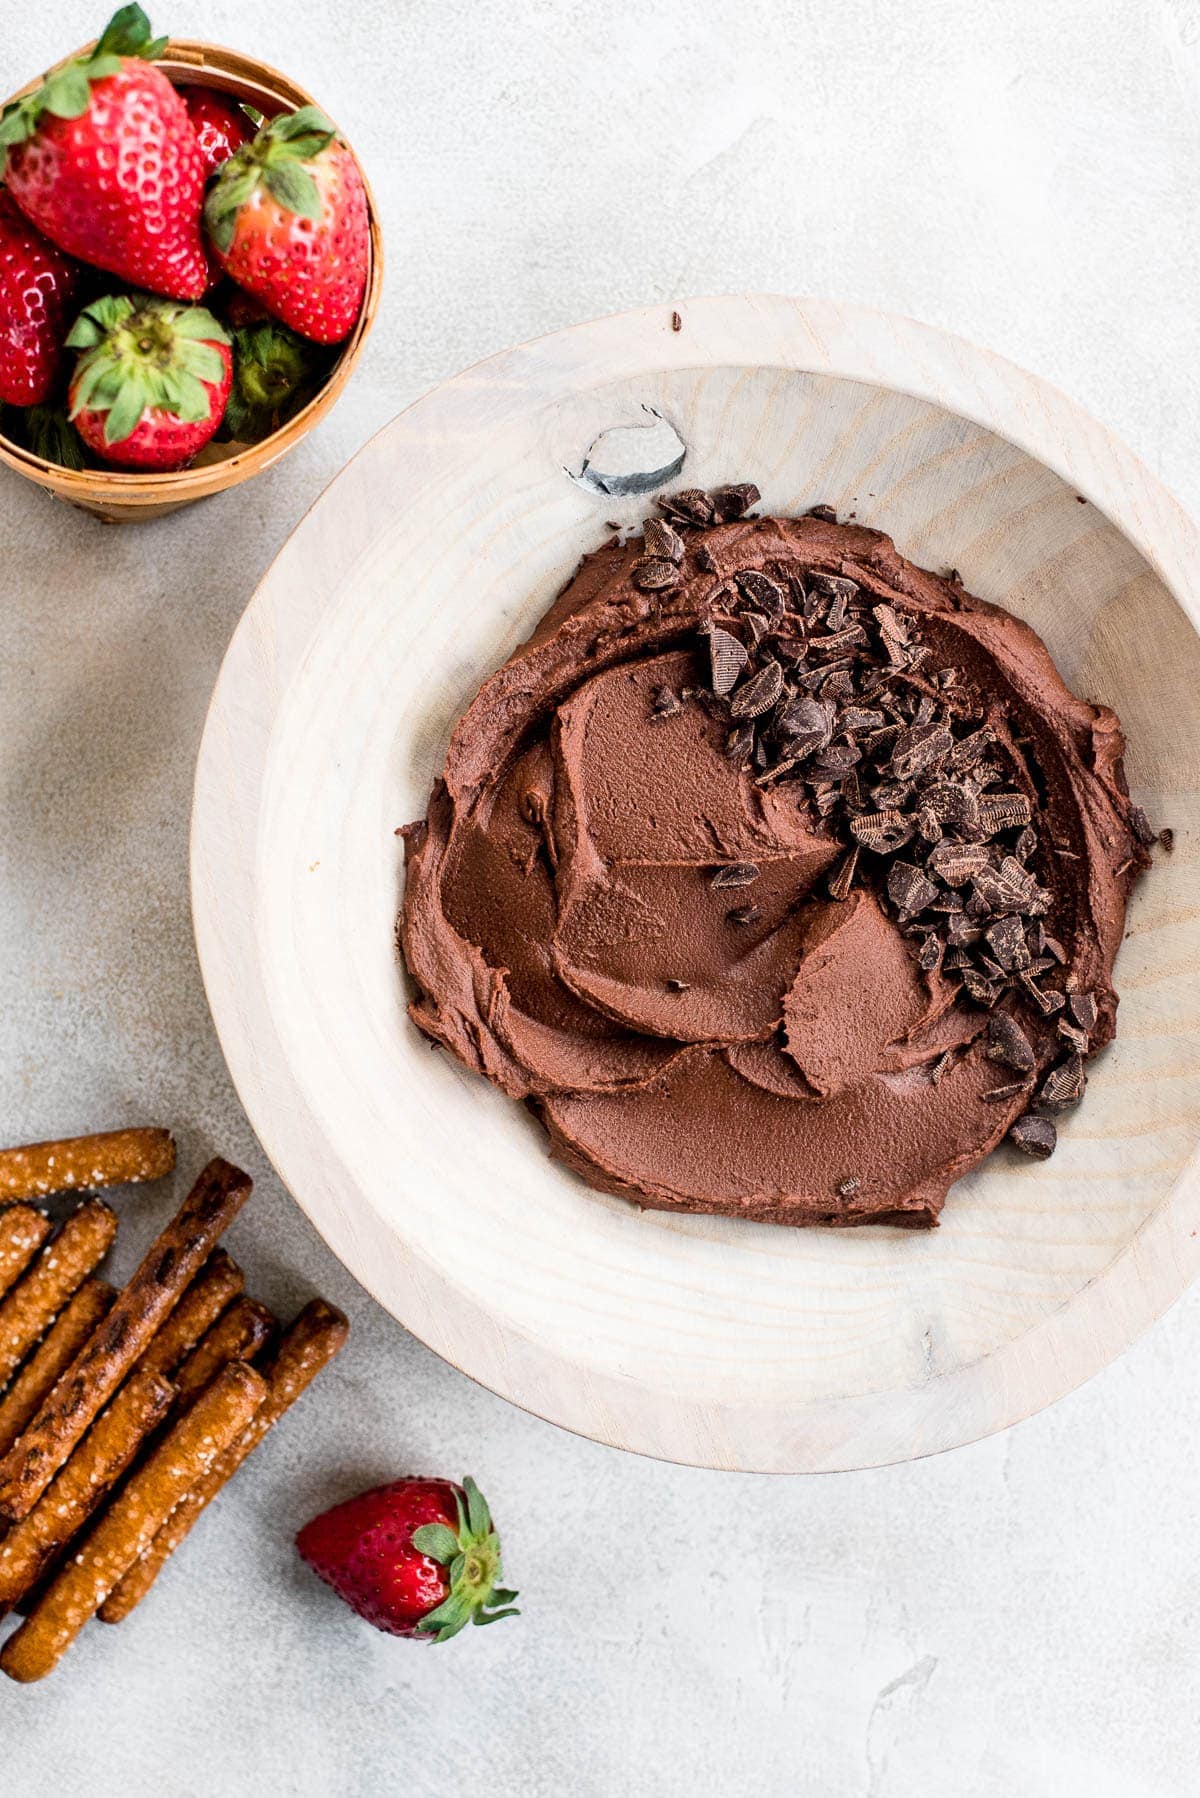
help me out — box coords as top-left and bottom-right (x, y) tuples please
(0, 1369), (174, 1618)
(0, 1279), (116, 1459)
(0, 1158), (251, 1525)
(135, 1248), (244, 1379)
(0, 1207), (52, 1302)
(100, 1299), (348, 1624)
(172, 1296), (275, 1407)
(0, 1360), (265, 1681)
(0, 1129), (175, 1203)
(0, 1199), (117, 1388)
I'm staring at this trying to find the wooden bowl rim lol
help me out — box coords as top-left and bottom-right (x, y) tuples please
(192, 293), (1200, 1470)
(0, 36), (382, 502)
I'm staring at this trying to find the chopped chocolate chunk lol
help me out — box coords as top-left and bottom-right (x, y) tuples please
(960, 968), (999, 1006)
(977, 793), (1033, 836)
(651, 685), (680, 718)
(643, 518), (685, 563)
(887, 861), (938, 921)
(1009, 1114), (1057, 1159)
(849, 809), (914, 853)
(891, 723), (953, 781)
(827, 846), (860, 900)
(929, 1050), (953, 1085)
(659, 487), (716, 527)
(983, 1080), (1032, 1103)
(918, 934), (943, 973)
(928, 844), (990, 886)
(665, 978), (690, 991)
(735, 569), (787, 615)
(711, 483), (760, 522)
(1057, 1018), (1089, 1053)
(987, 1011), (1035, 1073)
(1131, 805), (1156, 846)
(1038, 1053), (1086, 1112)
(707, 626), (748, 695)
(727, 905), (761, 926)
(1159, 827), (1175, 852)
(837, 1176), (861, 1197)
(725, 723), (754, 762)
(1067, 991), (1098, 1034)
(710, 862), (760, 889)
(805, 503), (837, 522)
(632, 556), (681, 593)
(729, 659), (784, 719)
(984, 914), (1031, 972)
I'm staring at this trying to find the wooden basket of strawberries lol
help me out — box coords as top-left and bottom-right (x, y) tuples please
(0, 7), (382, 521)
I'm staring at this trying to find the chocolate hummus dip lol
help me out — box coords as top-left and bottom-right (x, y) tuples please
(399, 484), (1152, 1227)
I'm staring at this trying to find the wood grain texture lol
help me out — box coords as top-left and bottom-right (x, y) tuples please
(191, 295), (1200, 1471)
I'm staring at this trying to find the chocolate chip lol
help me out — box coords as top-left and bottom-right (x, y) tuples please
(643, 518), (685, 563)
(632, 556), (681, 593)
(729, 659), (784, 719)
(1131, 805), (1156, 846)
(707, 626), (748, 695)
(710, 862), (760, 889)
(987, 1011), (1035, 1073)
(1009, 1114), (1057, 1159)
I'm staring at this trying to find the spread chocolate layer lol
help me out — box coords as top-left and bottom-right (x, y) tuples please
(399, 488), (1150, 1227)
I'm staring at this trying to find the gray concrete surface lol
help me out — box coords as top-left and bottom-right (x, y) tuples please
(3, 1), (1200, 1791)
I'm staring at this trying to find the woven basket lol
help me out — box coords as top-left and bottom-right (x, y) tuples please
(0, 39), (383, 522)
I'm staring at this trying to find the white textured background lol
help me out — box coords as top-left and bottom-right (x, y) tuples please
(3, 1), (1200, 1791)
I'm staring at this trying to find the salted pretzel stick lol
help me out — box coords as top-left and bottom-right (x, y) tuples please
(0, 1199), (117, 1388)
(172, 1297), (275, 1407)
(136, 1249), (244, 1379)
(0, 1280), (115, 1460)
(0, 1158), (251, 1525)
(1, 1361), (265, 1681)
(0, 1207), (52, 1301)
(0, 1370), (175, 1618)
(100, 1299), (348, 1624)
(0, 1129), (174, 1204)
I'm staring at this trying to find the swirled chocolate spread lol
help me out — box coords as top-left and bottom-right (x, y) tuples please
(399, 485), (1153, 1227)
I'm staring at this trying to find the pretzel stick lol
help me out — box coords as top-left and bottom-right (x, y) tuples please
(172, 1297), (275, 1407)
(0, 1370), (175, 1618)
(100, 1299), (348, 1624)
(0, 1129), (175, 1203)
(0, 1158), (251, 1525)
(0, 1280), (115, 1460)
(1, 1362), (265, 1681)
(136, 1249), (244, 1379)
(0, 1199), (117, 1388)
(0, 1208), (52, 1301)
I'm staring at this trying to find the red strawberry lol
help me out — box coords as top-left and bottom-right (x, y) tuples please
(179, 85), (254, 177)
(0, 189), (80, 404)
(1, 6), (208, 302)
(205, 105), (368, 345)
(66, 292), (231, 469)
(296, 1475), (519, 1643)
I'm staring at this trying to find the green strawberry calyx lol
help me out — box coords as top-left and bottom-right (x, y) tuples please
(0, 7), (168, 149)
(66, 293), (229, 446)
(223, 319), (331, 443)
(205, 106), (338, 255)
(410, 1476), (520, 1644)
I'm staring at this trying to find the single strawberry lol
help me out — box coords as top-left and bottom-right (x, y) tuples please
(0, 189), (80, 404)
(223, 318), (331, 442)
(296, 1475), (519, 1643)
(205, 105), (368, 345)
(66, 292), (231, 469)
(1, 6), (209, 302)
(179, 85), (254, 178)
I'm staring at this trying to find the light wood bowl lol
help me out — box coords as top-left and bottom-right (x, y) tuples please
(0, 40), (382, 523)
(192, 295), (1200, 1471)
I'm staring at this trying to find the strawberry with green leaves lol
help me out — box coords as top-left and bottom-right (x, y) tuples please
(66, 292), (231, 469)
(0, 190), (80, 405)
(296, 1475), (519, 1643)
(205, 106), (368, 345)
(1, 6), (209, 302)
(224, 318), (331, 442)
